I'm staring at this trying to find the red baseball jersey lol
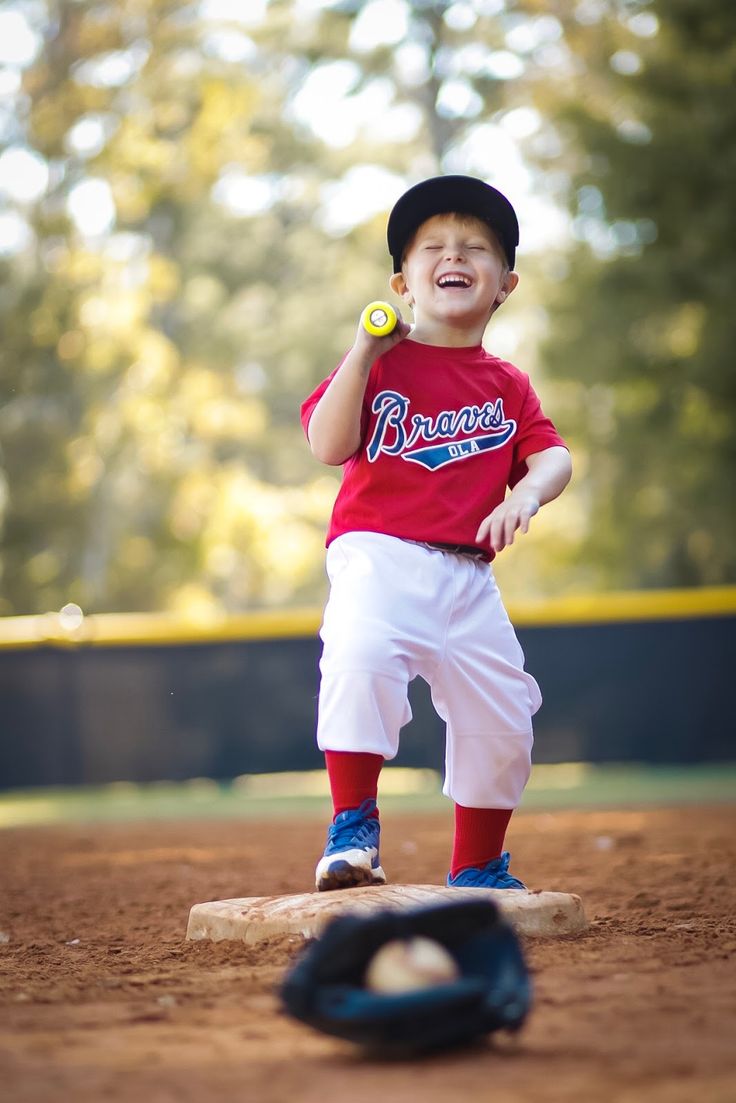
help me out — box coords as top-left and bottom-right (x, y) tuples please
(301, 339), (566, 562)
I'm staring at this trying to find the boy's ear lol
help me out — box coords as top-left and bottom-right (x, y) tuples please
(495, 271), (519, 304)
(389, 271), (411, 301)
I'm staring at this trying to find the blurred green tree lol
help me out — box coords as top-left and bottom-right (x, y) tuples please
(531, 0), (736, 589)
(0, 0), (358, 615)
(0, 0), (731, 619)
(0, 0), (559, 615)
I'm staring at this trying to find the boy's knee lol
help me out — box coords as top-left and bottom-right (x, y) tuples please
(316, 670), (412, 759)
(444, 729), (533, 808)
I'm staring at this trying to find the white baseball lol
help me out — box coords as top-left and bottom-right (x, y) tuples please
(364, 936), (460, 993)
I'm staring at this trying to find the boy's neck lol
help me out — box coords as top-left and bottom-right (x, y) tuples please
(409, 319), (488, 348)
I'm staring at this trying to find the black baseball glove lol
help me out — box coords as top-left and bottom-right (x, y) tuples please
(280, 897), (531, 1055)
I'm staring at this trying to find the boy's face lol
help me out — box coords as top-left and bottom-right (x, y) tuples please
(389, 213), (518, 337)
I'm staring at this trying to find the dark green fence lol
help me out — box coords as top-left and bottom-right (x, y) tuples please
(1, 589), (734, 789)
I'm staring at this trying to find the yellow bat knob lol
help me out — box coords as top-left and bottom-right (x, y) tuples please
(361, 301), (398, 337)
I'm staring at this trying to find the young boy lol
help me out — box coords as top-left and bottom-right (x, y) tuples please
(301, 175), (571, 892)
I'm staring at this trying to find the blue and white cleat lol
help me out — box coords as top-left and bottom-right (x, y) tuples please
(315, 798), (386, 892)
(446, 851), (526, 890)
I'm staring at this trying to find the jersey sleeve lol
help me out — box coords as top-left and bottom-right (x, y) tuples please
(508, 377), (567, 488)
(300, 354), (375, 445)
(300, 371), (334, 438)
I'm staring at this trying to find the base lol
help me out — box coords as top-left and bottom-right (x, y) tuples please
(186, 884), (586, 944)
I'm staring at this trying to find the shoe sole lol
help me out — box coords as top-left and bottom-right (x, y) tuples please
(316, 860), (386, 892)
(447, 880), (527, 890)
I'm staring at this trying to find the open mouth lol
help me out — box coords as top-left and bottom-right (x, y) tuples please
(437, 273), (473, 289)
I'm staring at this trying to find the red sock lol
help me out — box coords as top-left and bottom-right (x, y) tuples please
(325, 751), (383, 819)
(450, 805), (513, 877)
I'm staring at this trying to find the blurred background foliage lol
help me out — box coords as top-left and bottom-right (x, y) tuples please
(0, 0), (733, 618)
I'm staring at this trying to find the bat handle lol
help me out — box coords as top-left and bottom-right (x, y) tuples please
(361, 301), (398, 337)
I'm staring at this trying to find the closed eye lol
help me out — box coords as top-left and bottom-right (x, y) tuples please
(423, 241), (487, 251)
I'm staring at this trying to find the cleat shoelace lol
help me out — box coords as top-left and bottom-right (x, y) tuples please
(452, 852), (525, 888)
(325, 798), (379, 853)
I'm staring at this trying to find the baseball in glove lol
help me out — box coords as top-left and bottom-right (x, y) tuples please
(280, 897), (531, 1055)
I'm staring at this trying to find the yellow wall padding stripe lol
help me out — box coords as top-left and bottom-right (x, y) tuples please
(0, 607), (322, 650)
(0, 587), (734, 650)
(506, 585), (736, 627)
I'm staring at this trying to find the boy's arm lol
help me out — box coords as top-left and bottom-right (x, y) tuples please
(307, 314), (410, 466)
(476, 446), (572, 553)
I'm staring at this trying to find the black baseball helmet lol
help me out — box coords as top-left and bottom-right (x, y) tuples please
(387, 175), (519, 273)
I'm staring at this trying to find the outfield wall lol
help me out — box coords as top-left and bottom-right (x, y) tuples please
(1, 587), (734, 790)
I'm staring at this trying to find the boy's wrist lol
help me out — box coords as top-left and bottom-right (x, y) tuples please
(348, 334), (382, 373)
(509, 484), (541, 508)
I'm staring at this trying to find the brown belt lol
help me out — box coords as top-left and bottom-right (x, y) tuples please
(424, 541), (487, 560)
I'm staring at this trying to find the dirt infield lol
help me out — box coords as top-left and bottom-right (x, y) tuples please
(2, 803), (735, 1103)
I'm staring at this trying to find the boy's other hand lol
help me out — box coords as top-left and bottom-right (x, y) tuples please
(476, 446), (571, 551)
(476, 491), (540, 553)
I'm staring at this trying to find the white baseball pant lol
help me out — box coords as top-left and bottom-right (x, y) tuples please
(316, 532), (542, 809)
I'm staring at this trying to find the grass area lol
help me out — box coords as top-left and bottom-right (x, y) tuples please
(0, 763), (734, 829)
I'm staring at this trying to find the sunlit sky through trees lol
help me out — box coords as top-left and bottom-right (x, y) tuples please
(0, 2), (573, 257)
